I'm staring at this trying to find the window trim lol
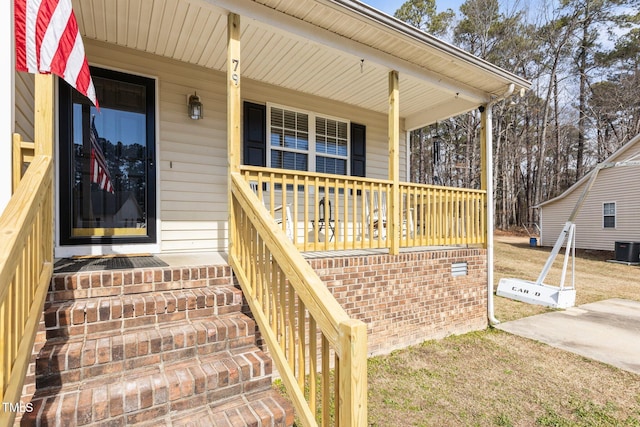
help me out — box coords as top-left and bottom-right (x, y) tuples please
(266, 102), (350, 175)
(603, 201), (616, 229)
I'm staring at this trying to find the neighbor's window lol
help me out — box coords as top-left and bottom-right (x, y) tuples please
(268, 104), (349, 174)
(603, 202), (616, 228)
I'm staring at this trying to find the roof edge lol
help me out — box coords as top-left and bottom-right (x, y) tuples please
(538, 132), (640, 208)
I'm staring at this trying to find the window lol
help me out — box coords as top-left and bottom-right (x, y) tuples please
(242, 102), (365, 176)
(270, 107), (309, 171)
(316, 117), (348, 175)
(268, 104), (349, 174)
(603, 202), (616, 228)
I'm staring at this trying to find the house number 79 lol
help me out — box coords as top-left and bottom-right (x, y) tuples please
(231, 59), (239, 86)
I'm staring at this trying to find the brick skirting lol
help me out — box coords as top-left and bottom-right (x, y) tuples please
(308, 248), (488, 356)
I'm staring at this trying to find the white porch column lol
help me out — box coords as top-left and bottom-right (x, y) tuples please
(480, 104), (499, 325)
(0, 0), (15, 213)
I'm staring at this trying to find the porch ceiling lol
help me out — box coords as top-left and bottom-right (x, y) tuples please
(73, 0), (530, 130)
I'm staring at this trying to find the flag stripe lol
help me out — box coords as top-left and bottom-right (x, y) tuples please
(90, 119), (114, 193)
(60, 34), (89, 95)
(26, 0), (44, 72)
(34, 0), (58, 73)
(40, 0), (72, 73)
(15, 0), (28, 71)
(15, 0), (99, 108)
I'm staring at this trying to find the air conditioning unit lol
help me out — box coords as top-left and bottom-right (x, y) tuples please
(614, 241), (640, 263)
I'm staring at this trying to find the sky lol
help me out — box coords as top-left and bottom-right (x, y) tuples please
(363, 0), (466, 16)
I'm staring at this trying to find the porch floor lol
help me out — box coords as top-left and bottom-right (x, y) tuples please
(157, 244), (473, 265)
(156, 251), (228, 266)
(53, 244), (474, 271)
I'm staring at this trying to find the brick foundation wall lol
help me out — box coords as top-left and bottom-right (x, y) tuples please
(308, 248), (488, 356)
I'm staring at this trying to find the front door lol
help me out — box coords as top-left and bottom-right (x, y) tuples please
(59, 67), (156, 245)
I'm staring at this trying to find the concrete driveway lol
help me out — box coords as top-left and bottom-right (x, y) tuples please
(496, 299), (640, 375)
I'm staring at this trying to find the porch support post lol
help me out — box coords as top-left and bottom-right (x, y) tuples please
(388, 71), (400, 255)
(227, 13), (241, 254)
(34, 73), (55, 264)
(480, 104), (498, 325)
(1, 0), (15, 212)
(34, 74), (54, 157)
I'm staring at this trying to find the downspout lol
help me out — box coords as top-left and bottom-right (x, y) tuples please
(485, 83), (515, 326)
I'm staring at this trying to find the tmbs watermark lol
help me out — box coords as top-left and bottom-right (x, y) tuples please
(2, 402), (34, 413)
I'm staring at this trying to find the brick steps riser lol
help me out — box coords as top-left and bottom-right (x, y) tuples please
(43, 286), (243, 340)
(23, 348), (274, 426)
(49, 265), (232, 303)
(35, 315), (255, 390)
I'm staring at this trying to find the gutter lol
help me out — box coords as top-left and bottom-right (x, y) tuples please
(485, 83), (515, 326)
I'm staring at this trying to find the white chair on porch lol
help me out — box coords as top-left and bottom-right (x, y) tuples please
(364, 190), (414, 240)
(364, 190), (386, 239)
(250, 183), (294, 241)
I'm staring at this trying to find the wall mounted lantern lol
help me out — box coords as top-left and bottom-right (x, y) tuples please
(188, 92), (203, 120)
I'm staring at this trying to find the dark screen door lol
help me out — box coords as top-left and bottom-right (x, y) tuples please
(59, 68), (156, 245)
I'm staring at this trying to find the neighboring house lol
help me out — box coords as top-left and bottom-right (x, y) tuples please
(539, 133), (640, 252)
(2, 1), (530, 425)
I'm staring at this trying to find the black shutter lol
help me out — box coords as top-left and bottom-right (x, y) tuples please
(243, 102), (266, 166)
(350, 123), (366, 177)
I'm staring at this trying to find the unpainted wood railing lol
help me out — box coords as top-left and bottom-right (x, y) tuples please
(240, 166), (486, 252)
(399, 182), (486, 247)
(0, 135), (54, 427)
(12, 134), (35, 193)
(230, 173), (367, 426)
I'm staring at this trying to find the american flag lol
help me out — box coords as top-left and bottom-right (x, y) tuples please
(15, 0), (98, 107)
(90, 119), (114, 193)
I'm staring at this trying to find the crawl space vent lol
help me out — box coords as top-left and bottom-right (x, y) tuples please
(451, 262), (468, 277)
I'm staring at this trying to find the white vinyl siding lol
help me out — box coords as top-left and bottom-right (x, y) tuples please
(73, 40), (401, 254)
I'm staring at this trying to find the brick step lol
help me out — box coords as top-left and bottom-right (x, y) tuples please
(43, 285), (243, 340)
(21, 346), (275, 426)
(49, 264), (232, 302)
(168, 389), (295, 427)
(35, 314), (256, 390)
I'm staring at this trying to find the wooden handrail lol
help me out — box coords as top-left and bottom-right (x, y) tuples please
(0, 155), (54, 427)
(230, 173), (367, 426)
(240, 165), (486, 251)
